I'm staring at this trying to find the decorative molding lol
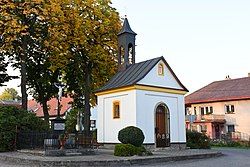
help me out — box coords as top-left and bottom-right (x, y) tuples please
(95, 84), (187, 96)
(95, 86), (134, 96)
(135, 85), (187, 95)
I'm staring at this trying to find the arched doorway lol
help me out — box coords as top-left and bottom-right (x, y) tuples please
(155, 103), (170, 147)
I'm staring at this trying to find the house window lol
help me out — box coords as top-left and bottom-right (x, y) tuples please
(225, 105), (234, 114)
(210, 106), (213, 114)
(194, 107), (197, 115)
(113, 101), (120, 119)
(205, 107), (209, 114)
(200, 125), (207, 132)
(200, 106), (213, 115)
(158, 63), (164, 76)
(200, 107), (205, 115)
(228, 125), (235, 133)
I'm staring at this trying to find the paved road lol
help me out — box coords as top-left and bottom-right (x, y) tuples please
(1, 148), (250, 167)
(135, 148), (250, 167)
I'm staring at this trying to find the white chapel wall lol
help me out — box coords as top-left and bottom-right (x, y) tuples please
(135, 89), (186, 144)
(137, 60), (183, 90)
(97, 90), (136, 143)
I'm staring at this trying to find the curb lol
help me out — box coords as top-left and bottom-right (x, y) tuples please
(0, 152), (222, 167)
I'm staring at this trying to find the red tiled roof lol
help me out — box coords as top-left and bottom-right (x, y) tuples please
(185, 77), (250, 105)
(28, 97), (73, 117)
(0, 100), (22, 108)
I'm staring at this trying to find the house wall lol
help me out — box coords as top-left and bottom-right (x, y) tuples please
(189, 100), (250, 135)
(138, 60), (183, 90)
(97, 90), (136, 143)
(136, 89), (186, 144)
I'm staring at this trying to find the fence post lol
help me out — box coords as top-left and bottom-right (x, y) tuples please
(14, 125), (18, 151)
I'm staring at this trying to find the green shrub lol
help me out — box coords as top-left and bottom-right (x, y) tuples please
(136, 146), (153, 156)
(114, 144), (152, 156)
(118, 126), (145, 147)
(186, 130), (211, 149)
(114, 144), (137, 156)
(0, 106), (49, 152)
(211, 140), (249, 148)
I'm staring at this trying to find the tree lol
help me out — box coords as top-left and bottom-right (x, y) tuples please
(0, 106), (49, 152)
(0, 55), (17, 86)
(0, 0), (58, 124)
(65, 108), (78, 133)
(0, 0), (44, 110)
(0, 88), (21, 100)
(26, 60), (59, 125)
(43, 0), (121, 136)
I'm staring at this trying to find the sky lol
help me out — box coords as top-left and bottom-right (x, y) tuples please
(1, 0), (250, 95)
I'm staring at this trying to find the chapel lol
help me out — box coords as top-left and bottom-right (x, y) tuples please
(95, 17), (188, 148)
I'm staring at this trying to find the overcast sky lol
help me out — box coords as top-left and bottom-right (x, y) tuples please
(1, 0), (250, 95)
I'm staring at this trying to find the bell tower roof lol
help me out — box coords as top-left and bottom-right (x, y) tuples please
(117, 16), (136, 71)
(118, 17), (137, 36)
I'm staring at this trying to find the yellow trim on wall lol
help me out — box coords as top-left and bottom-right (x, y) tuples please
(95, 85), (187, 96)
(134, 85), (187, 95)
(95, 86), (135, 96)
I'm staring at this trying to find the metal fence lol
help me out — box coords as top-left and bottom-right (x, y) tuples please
(17, 131), (96, 151)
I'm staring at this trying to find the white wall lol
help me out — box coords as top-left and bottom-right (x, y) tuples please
(190, 100), (250, 135)
(97, 90), (136, 143)
(138, 60), (183, 90)
(136, 89), (186, 144)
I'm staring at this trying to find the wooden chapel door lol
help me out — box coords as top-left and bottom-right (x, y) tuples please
(156, 105), (167, 147)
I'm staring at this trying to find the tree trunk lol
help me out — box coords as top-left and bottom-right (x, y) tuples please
(21, 59), (28, 110)
(84, 66), (91, 137)
(21, 36), (28, 110)
(42, 100), (50, 125)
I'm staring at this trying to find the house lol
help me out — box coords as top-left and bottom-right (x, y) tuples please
(28, 97), (97, 129)
(28, 97), (72, 120)
(185, 75), (250, 141)
(0, 100), (21, 108)
(95, 18), (188, 149)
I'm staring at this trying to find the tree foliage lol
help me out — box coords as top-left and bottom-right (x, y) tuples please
(43, 0), (121, 135)
(0, 56), (17, 86)
(1, 0), (122, 133)
(65, 108), (78, 133)
(26, 55), (59, 125)
(0, 0), (46, 110)
(0, 0), (59, 123)
(0, 106), (49, 152)
(0, 88), (21, 100)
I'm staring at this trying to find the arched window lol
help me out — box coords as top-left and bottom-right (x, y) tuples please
(120, 46), (125, 64)
(128, 43), (133, 64)
(158, 63), (164, 76)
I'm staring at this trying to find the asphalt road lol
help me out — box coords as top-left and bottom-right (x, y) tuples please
(136, 148), (250, 167)
(0, 148), (250, 167)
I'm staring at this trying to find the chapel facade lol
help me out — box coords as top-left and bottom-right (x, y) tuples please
(95, 17), (188, 149)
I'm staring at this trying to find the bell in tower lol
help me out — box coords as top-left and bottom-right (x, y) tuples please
(117, 16), (137, 71)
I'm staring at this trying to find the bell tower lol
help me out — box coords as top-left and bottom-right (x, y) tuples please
(118, 16), (137, 71)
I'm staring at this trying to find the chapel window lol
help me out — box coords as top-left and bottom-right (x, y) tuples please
(158, 63), (164, 76)
(120, 46), (125, 65)
(113, 101), (120, 119)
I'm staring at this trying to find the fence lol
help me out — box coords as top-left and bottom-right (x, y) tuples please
(17, 131), (96, 151)
(229, 132), (250, 141)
